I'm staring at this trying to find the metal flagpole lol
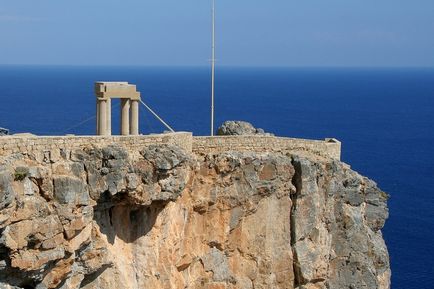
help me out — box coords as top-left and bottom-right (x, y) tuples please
(210, 0), (216, 136)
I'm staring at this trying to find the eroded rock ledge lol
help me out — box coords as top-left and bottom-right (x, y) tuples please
(0, 144), (389, 289)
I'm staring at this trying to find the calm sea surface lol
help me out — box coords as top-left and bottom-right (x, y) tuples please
(0, 66), (433, 288)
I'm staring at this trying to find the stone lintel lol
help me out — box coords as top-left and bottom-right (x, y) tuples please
(96, 92), (141, 100)
(95, 82), (136, 94)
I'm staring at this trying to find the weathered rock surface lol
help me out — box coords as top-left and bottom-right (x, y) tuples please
(0, 128), (9, 136)
(217, 121), (273, 136)
(0, 143), (390, 289)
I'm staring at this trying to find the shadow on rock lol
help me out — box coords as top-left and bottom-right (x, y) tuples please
(93, 196), (166, 244)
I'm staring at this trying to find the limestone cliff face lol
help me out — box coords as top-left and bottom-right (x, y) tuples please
(0, 144), (390, 289)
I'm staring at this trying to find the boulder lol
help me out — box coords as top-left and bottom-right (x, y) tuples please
(217, 121), (273, 136)
(0, 128), (9, 136)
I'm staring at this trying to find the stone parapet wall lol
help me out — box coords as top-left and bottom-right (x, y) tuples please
(193, 136), (341, 160)
(0, 132), (193, 162)
(0, 133), (341, 161)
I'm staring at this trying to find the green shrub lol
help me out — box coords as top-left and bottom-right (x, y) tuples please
(14, 167), (29, 181)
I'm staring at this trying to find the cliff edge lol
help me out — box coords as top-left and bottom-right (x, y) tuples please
(0, 138), (390, 288)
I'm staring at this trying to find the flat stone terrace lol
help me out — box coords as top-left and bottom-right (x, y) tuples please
(0, 132), (341, 161)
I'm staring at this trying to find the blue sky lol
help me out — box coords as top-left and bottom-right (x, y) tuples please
(1, 0), (433, 67)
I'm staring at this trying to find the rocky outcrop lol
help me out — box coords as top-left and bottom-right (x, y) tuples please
(0, 143), (390, 289)
(0, 128), (9, 136)
(217, 121), (273, 136)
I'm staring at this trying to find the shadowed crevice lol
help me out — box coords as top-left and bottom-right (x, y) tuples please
(290, 156), (304, 288)
(80, 264), (112, 288)
(94, 192), (167, 244)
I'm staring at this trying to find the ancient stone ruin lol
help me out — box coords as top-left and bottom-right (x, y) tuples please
(95, 82), (141, 136)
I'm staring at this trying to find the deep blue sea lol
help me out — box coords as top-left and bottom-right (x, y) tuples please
(0, 66), (433, 288)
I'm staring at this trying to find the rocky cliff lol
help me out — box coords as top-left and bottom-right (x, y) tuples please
(0, 143), (390, 289)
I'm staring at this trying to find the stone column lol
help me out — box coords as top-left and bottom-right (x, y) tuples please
(106, 98), (112, 135)
(98, 100), (107, 135)
(120, 99), (130, 135)
(96, 100), (100, 135)
(130, 100), (139, 135)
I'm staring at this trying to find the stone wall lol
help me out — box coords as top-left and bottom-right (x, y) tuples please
(0, 132), (193, 162)
(193, 136), (341, 160)
(0, 133), (341, 161)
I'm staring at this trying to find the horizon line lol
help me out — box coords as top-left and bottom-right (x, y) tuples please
(1, 64), (434, 70)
